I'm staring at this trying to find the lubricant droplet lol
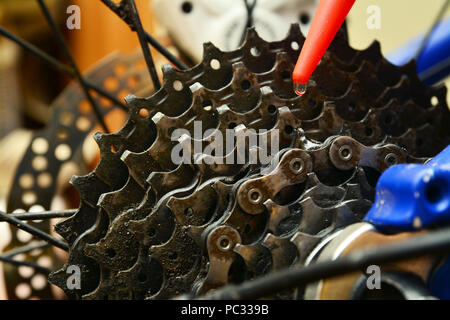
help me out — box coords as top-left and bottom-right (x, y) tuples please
(294, 83), (307, 96)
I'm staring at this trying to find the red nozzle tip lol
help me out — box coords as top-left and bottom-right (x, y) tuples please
(294, 83), (307, 96)
(293, 0), (356, 86)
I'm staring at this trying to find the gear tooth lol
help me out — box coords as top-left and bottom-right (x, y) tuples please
(151, 112), (172, 128)
(149, 226), (200, 272)
(305, 172), (321, 187)
(274, 106), (302, 135)
(83, 237), (134, 271)
(48, 267), (79, 299)
(231, 62), (259, 89)
(262, 232), (274, 245)
(434, 84), (448, 103)
(202, 42), (218, 57)
(262, 233), (297, 272)
(95, 178), (145, 222)
(97, 192), (109, 208)
(212, 180), (233, 198)
(296, 197), (333, 234)
(127, 219), (148, 240)
(263, 198), (276, 209)
(121, 93), (133, 103)
(367, 40), (382, 59)
(54, 216), (76, 241)
(290, 231), (302, 247)
(83, 242), (99, 259)
(203, 41), (214, 50)
(69, 174), (99, 205)
(119, 149), (132, 163)
(234, 123), (247, 136)
(146, 163), (196, 200)
(69, 174), (83, 188)
(274, 51), (290, 63)
(93, 131), (105, 145)
(233, 242), (272, 277)
(48, 268), (65, 288)
(151, 111), (165, 124)
(290, 231), (323, 265)
(125, 94), (145, 110)
(148, 255), (201, 299)
(83, 216), (142, 270)
(240, 26), (258, 47)
(287, 23), (302, 37)
(232, 243), (245, 256)
(356, 59), (376, 74)
(120, 150), (139, 172)
(189, 82), (205, 94)
(177, 132), (191, 145)
(54, 202), (100, 246)
(231, 61), (246, 74)
(216, 104), (231, 116)
(344, 183), (364, 200)
(192, 152), (205, 165)
(264, 199), (292, 234)
(380, 76), (409, 100)
(260, 85), (274, 96)
(80, 171), (116, 202)
(124, 93), (138, 104)
(402, 59), (418, 76)
(336, 199), (372, 227)
(122, 148), (164, 188)
(161, 63), (176, 79)
(50, 258), (101, 299)
(168, 184), (218, 230)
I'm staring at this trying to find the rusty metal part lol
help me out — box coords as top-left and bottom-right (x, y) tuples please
(40, 24), (449, 300)
(197, 225), (242, 294)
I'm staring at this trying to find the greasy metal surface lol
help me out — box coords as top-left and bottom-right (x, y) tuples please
(31, 24), (450, 299)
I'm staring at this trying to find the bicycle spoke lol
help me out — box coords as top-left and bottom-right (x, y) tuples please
(0, 25), (128, 111)
(1, 242), (49, 258)
(0, 255), (51, 274)
(0, 211), (68, 251)
(36, 0), (110, 133)
(0, 25), (73, 74)
(85, 83), (129, 111)
(4, 210), (77, 221)
(100, 0), (188, 70)
(125, 0), (161, 90)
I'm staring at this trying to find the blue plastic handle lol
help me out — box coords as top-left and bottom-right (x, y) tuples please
(387, 17), (450, 85)
(364, 145), (450, 232)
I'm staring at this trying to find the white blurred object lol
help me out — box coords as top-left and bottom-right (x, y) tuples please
(152, 0), (319, 62)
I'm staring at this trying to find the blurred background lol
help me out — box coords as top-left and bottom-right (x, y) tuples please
(0, 0), (449, 300)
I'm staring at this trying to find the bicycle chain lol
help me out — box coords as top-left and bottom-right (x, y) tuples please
(49, 24), (449, 299)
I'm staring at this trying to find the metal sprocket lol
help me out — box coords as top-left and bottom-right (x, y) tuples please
(48, 24), (450, 300)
